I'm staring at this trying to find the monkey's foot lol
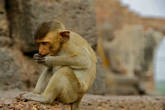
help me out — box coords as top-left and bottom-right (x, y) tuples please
(22, 92), (49, 104)
(33, 89), (42, 94)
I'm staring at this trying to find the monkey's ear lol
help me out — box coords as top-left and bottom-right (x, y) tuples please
(59, 30), (70, 43)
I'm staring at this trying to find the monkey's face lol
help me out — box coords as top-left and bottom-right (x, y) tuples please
(36, 31), (70, 56)
(36, 32), (54, 56)
(49, 30), (70, 55)
(37, 41), (51, 56)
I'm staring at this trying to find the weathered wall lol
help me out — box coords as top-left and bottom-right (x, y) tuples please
(88, 57), (106, 95)
(0, 0), (10, 46)
(0, 0), (98, 92)
(92, 0), (165, 34)
(0, 0), (46, 90)
(104, 25), (163, 95)
(142, 18), (165, 34)
(0, 0), (165, 96)
(91, 0), (165, 95)
(6, 0), (97, 53)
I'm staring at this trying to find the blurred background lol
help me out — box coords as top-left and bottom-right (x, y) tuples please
(0, 0), (165, 97)
(121, 0), (165, 94)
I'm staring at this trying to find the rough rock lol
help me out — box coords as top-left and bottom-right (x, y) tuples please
(135, 28), (164, 93)
(105, 73), (140, 95)
(0, 47), (42, 90)
(0, 0), (11, 47)
(6, 0), (97, 52)
(93, 0), (165, 35)
(104, 25), (164, 94)
(98, 22), (115, 42)
(81, 95), (165, 110)
(1, 91), (165, 110)
(88, 56), (106, 95)
(0, 48), (21, 90)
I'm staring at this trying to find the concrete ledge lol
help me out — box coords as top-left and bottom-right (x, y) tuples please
(81, 95), (165, 110)
(0, 92), (165, 110)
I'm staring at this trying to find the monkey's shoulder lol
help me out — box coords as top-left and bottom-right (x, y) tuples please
(69, 32), (89, 46)
(60, 31), (96, 62)
(61, 32), (88, 53)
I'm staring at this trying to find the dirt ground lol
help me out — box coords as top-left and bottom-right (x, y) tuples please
(0, 90), (165, 110)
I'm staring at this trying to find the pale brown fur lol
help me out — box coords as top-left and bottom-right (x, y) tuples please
(23, 20), (97, 110)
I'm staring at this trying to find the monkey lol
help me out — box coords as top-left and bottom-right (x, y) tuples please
(22, 20), (97, 110)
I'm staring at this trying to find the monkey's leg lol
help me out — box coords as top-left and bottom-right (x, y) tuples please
(42, 67), (80, 104)
(33, 67), (52, 94)
(23, 68), (65, 104)
(71, 97), (83, 110)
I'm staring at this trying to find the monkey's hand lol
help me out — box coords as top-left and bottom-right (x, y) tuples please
(34, 55), (53, 66)
(33, 53), (46, 64)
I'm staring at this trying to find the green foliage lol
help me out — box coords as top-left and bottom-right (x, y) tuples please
(155, 80), (165, 94)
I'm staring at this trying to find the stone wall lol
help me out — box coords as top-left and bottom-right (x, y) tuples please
(0, 0), (165, 96)
(6, 0), (97, 52)
(0, 0), (98, 91)
(104, 25), (163, 95)
(91, 0), (165, 95)
(92, 0), (165, 34)
(0, 0), (10, 46)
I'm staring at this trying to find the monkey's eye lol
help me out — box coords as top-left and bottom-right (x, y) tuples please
(41, 42), (48, 45)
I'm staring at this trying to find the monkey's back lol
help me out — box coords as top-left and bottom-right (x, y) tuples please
(68, 32), (97, 92)
(70, 32), (96, 61)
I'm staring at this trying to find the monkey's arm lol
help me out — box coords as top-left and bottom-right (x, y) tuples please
(44, 56), (89, 69)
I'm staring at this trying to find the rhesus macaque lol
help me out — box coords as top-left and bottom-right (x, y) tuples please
(23, 20), (97, 110)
